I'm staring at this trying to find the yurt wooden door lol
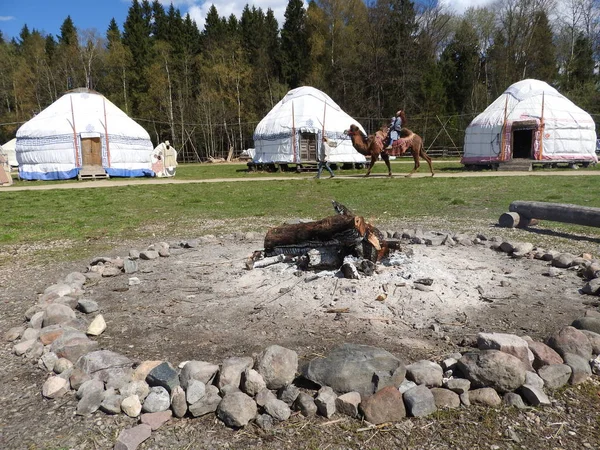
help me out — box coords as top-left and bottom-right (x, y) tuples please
(81, 137), (102, 166)
(299, 132), (317, 161)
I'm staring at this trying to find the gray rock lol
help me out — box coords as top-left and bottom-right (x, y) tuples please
(503, 392), (526, 409)
(581, 330), (600, 355)
(218, 356), (254, 390)
(538, 364), (572, 389)
(30, 312), (44, 329)
(255, 345), (298, 390)
(512, 242), (534, 257)
(42, 304), (76, 327)
(123, 259), (138, 274)
(139, 250), (159, 260)
(398, 379), (417, 394)
(264, 398), (291, 421)
(75, 350), (133, 388)
(188, 385), (221, 417)
(142, 386), (171, 413)
(519, 385), (550, 406)
(129, 249), (140, 260)
(525, 371), (544, 389)
(77, 379), (105, 400)
(403, 384), (437, 417)
(77, 299), (99, 314)
(444, 378), (470, 394)
(581, 279), (600, 295)
(113, 424), (151, 450)
(335, 392), (361, 418)
(101, 266), (122, 277)
(242, 368), (266, 397)
(13, 339), (36, 356)
(430, 388), (460, 409)
(591, 355), (600, 375)
(100, 392), (122, 415)
(5, 326), (25, 342)
(314, 386), (337, 418)
(552, 253), (577, 268)
(277, 384), (300, 406)
(220, 384), (241, 396)
(146, 361), (179, 394)
(216, 392), (257, 428)
(294, 392), (317, 417)
(186, 379), (206, 405)
(441, 357), (459, 372)
(170, 386), (187, 418)
(179, 360), (219, 388)
(120, 380), (150, 401)
(458, 350), (527, 393)
(572, 317), (600, 335)
(43, 283), (76, 298)
(121, 395), (142, 418)
(406, 360), (443, 387)
(76, 388), (105, 415)
(477, 332), (532, 369)
(468, 388), (501, 407)
(301, 343), (405, 397)
(546, 326), (593, 360)
(255, 414), (275, 430)
(459, 392), (470, 406)
(53, 296), (79, 309)
(255, 388), (277, 407)
(360, 386), (406, 424)
(562, 352), (592, 384)
(51, 330), (99, 363)
(69, 368), (92, 390)
(39, 352), (59, 372)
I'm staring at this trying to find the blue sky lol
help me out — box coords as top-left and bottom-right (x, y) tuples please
(0, 0), (490, 42)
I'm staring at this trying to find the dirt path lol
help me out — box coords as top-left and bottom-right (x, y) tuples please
(2, 169), (600, 192)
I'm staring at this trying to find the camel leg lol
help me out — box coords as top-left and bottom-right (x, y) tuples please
(364, 155), (377, 177)
(406, 150), (420, 177)
(421, 149), (434, 177)
(381, 153), (392, 177)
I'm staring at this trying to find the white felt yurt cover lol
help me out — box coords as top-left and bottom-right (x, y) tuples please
(16, 89), (154, 180)
(2, 138), (17, 167)
(253, 86), (367, 164)
(462, 79), (597, 164)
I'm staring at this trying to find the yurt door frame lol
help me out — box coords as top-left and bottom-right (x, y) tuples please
(511, 120), (538, 160)
(80, 132), (103, 167)
(299, 132), (318, 162)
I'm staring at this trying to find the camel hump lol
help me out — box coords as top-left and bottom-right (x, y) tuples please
(400, 128), (414, 139)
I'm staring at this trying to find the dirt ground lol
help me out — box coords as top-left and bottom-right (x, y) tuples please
(1, 219), (600, 449)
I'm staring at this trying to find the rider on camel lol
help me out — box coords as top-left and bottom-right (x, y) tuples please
(385, 110), (405, 150)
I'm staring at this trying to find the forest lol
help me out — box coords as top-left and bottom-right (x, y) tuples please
(0, 0), (599, 162)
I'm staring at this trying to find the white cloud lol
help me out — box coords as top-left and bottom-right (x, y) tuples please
(438, 0), (497, 15)
(186, 1), (297, 31)
(0, 16), (16, 21)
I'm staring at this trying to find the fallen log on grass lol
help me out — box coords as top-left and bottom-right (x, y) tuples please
(507, 201), (600, 228)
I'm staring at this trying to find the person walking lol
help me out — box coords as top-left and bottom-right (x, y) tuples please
(315, 136), (335, 178)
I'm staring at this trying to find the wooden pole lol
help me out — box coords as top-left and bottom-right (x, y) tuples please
(538, 92), (545, 160)
(103, 97), (111, 167)
(292, 102), (297, 163)
(500, 96), (508, 161)
(70, 96), (80, 167)
(509, 201), (600, 228)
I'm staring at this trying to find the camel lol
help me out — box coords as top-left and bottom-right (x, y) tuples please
(346, 124), (434, 177)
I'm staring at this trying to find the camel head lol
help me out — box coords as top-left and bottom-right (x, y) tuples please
(346, 124), (367, 143)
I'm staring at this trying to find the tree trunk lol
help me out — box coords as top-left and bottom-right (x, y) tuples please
(509, 201), (600, 228)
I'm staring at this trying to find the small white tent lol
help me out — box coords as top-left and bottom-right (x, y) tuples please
(16, 89), (154, 180)
(253, 86), (367, 164)
(462, 79), (597, 166)
(2, 138), (17, 168)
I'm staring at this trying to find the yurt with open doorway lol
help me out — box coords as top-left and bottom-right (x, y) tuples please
(253, 86), (367, 166)
(461, 79), (597, 168)
(16, 89), (154, 180)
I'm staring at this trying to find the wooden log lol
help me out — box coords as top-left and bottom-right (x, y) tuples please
(509, 201), (600, 228)
(499, 212), (520, 228)
(264, 215), (367, 252)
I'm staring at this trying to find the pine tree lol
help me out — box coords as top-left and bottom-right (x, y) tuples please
(524, 10), (556, 83)
(281, 0), (310, 88)
(59, 16), (77, 47)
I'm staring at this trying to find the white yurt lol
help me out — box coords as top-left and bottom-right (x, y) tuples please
(462, 79), (597, 166)
(2, 138), (17, 168)
(16, 89), (155, 180)
(253, 86), (367, 164)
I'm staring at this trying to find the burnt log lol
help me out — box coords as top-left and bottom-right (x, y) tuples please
(509, 201), (600, 228)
